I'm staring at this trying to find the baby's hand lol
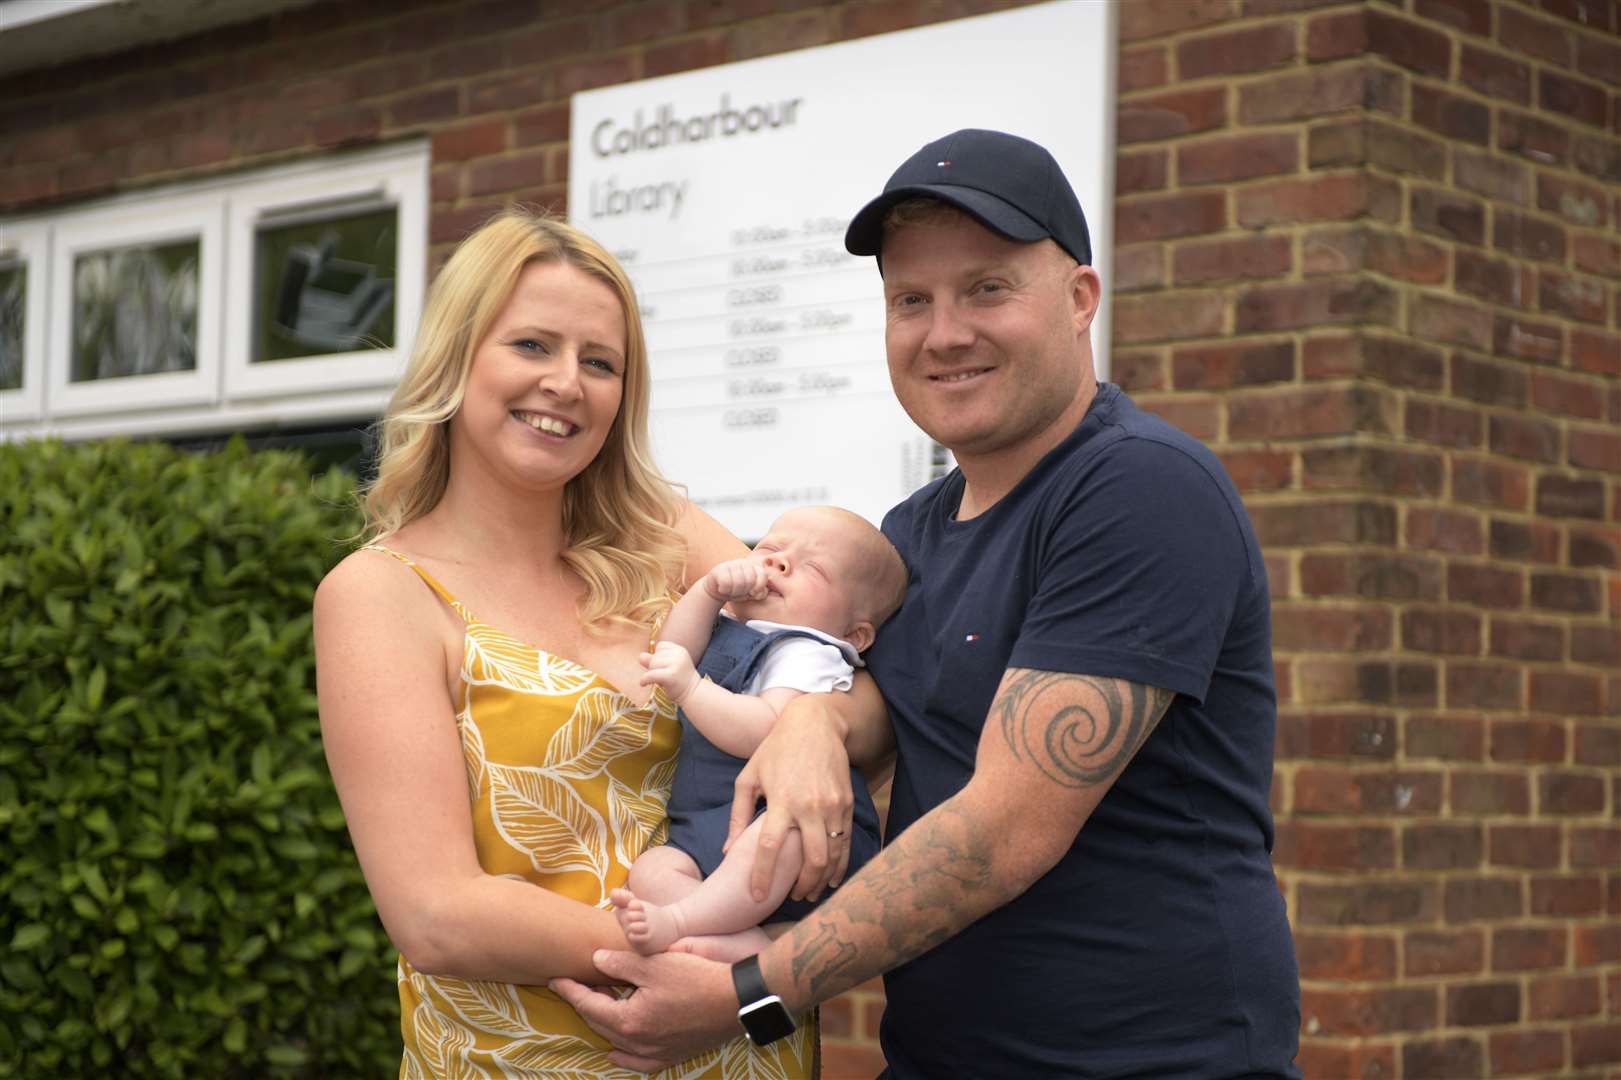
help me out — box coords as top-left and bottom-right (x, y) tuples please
(703, 558), (769, 603)
(639, 642), (700, 703)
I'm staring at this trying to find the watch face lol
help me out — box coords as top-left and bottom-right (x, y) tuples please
(738, 995), (796, 1045)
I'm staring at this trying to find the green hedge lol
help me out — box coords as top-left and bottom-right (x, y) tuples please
(0, 438), (397, 1078)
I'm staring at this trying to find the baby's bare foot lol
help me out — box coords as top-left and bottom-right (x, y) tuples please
(610, 888), (684, 954)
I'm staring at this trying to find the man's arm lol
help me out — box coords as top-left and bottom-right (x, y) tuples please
(552, 665), (1172, 1067)
(727, 674), (893, 900)
(760, 667), (1173, 1008)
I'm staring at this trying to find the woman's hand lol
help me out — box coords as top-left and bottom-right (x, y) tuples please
(726, 694), (857, 903)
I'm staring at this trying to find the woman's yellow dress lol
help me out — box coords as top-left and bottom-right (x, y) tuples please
(370, 549), (817, 1079)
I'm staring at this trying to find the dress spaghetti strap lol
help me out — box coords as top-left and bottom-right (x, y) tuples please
(362, 544), (473, 622)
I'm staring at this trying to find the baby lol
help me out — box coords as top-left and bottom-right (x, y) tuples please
(612, 505), (907, 958)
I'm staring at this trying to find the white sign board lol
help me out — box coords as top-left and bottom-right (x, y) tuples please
(570, 1), (1114, 537)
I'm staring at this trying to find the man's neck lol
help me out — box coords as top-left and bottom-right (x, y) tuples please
(955, 382), (1098, 520)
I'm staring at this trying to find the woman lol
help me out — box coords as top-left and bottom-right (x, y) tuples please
(314, 209), (851, 1077)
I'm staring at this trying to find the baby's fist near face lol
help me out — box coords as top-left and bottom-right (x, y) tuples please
(704, 558), (769, 603)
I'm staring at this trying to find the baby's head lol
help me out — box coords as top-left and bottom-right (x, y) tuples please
(729, 505), (907, 654)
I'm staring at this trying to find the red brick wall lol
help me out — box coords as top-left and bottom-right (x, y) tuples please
(4, 0), (1618, 1075)
(1116, 0), (1620, 1076)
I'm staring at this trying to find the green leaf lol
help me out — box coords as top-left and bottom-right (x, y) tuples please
(44, 595), (73, 630)
(9, 925), (50, 951)
(264, 1044), (308, 1067)
(2, 955), (43, 991)
(85, 665), (107, 710)
(81, 807), (114, 836)
(251, 742), (272, 786)
(96, 990), (131, 1031)
(80, 863), (110, 905)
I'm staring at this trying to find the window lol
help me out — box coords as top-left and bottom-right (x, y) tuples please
(0, 222), (48, 422)
(48, 195), (223, 416)
(224, 149), (424, 401)
(0, 141), (427, 441)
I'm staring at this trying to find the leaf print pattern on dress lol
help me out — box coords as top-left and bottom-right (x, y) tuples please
(435, 977), (537, 1039)
(607, 767), (672, 874)
(717, 1034), (796, 1080)
(464, 625), (602, 697)
(545, 687), (657, 779)
(410, 991), (494, 1079)
(457, 703), (486, 802)
(657, 1046), (728, 1080)
(495, 1034), (620, 1077)
(488, 763), (609, 886)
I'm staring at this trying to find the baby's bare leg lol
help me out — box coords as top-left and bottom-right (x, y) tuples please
(612, 846), (703, 951)
(615, 818), (804, 955)
(625, 845), (704, 905)
(669, 921), (787, 964)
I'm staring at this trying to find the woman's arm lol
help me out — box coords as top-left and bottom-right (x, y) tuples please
(675, 499), (749, 588)
(314, 552), (630, 984)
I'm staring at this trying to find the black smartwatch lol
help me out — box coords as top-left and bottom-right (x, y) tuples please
(731, 954), (796, 1046)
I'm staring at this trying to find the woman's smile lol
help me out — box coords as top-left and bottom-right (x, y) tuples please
(511, 409), (578, 438)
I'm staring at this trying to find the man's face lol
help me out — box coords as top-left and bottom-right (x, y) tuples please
(880, 214), (1098, 468)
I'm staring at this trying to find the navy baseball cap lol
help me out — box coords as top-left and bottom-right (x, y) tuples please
(844, 128), (1092, 268)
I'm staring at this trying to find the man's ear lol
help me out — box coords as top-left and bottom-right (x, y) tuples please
(845, 620), (876, 654)
(1068, 263), (1102, 336)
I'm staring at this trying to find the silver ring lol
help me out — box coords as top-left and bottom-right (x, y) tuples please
(827, 829), (845, 839)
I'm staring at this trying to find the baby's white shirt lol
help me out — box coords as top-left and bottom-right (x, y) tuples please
(735, 618), (860, 695)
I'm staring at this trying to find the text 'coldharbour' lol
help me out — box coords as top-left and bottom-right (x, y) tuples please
(591, 95), (805, 158)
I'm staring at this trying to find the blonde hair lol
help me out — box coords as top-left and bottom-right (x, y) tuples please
(361, 207), (683, 629)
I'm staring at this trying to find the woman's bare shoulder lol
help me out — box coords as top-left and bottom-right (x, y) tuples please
(315, 545), (437, 633)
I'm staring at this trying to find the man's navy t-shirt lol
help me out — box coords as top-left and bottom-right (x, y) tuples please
(866, 384), (1300, 1078)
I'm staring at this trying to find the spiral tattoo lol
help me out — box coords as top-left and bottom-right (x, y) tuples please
(992, 669), (1171, 788)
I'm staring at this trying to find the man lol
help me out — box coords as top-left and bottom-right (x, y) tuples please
(554, 129), (1301, 1077)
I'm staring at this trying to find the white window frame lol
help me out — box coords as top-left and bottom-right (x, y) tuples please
(48, 195), (225, 417)
(223, 144), (426, 400)
(0, 221), (49, 422)
(1, 140), (428, 441)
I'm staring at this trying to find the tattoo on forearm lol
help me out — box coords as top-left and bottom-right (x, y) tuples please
(992, 671), (1171, 789)
(782, 674), (1170, 1005)
(790, 921), (858, 989)
(791, 802), (995, 1000)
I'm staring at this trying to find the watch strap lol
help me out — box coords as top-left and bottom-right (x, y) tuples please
(731, 954), (771, 1007)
